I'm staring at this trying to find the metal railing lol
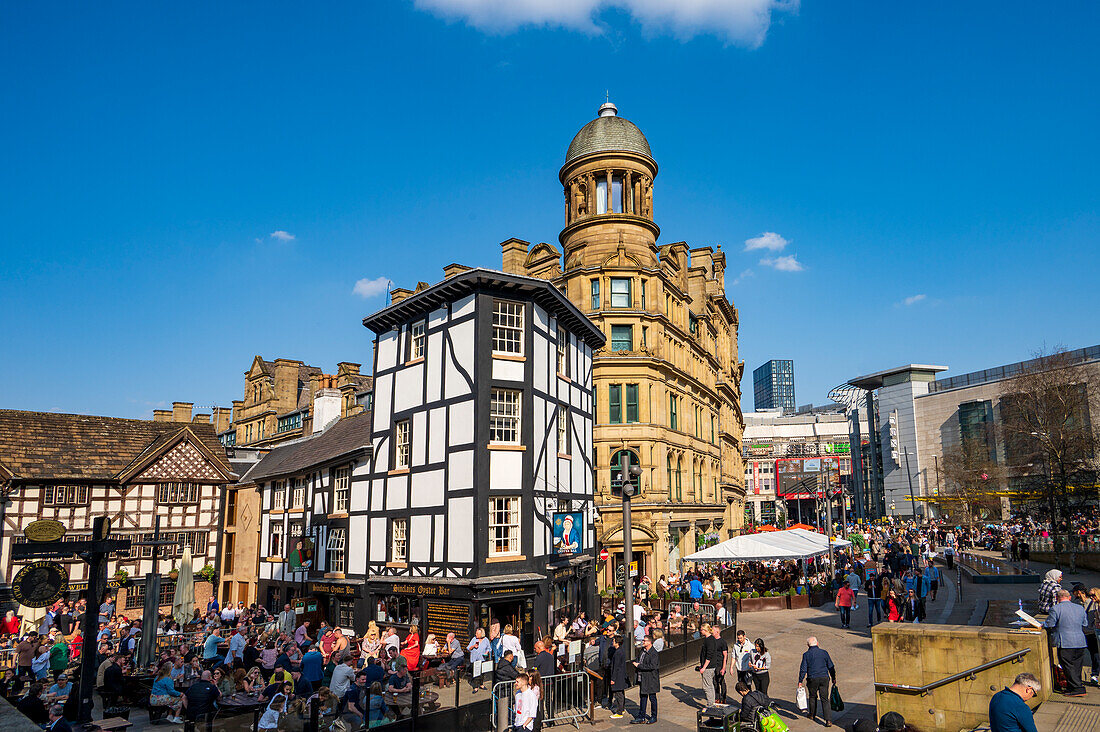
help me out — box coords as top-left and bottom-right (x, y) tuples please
(874, 648), (1031, 695)
(668, 602), (717, 622)
(491, 670), (590, 731)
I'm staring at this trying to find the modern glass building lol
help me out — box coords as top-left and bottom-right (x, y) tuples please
(753, 360), (796, 412)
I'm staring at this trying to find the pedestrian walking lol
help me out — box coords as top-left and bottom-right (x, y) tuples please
(1043, 589), (1089, 696)
(864, 572), (883, 626)
(988, 673), (1040, 732)
(924, 561), (942, 602)
(631, 635), (659, 724)
(750, 639), (771, 695)
(797, 637), (836, 727)
(835, 582), (855, 629)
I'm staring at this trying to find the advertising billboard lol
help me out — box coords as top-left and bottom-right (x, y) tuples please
(776, 456), (845, 498)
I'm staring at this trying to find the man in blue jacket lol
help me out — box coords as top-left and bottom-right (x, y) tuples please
(988, 673), (1039, 732)
(797, 637), (836, 726)
(1043, 588), (1089, 696)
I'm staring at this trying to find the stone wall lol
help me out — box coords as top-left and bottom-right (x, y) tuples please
(1031, 551), (1100, 573)
(872, 624), (1050, 732)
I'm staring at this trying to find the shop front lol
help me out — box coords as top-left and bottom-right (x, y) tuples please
(306, 580), (368, 633)
(367, 574), (573, 653)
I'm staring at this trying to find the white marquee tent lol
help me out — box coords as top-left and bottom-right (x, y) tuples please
(684, 528), (851, 563)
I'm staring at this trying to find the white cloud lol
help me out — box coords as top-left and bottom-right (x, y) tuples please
(744, 231), (789, 252)
(270, 230), (296, 241)
(903, 294), (926, 306)
(759, 254), (804, 272)
(732, 268), (754, 285)
(414, 0), (798, 46)
(352, 276), (392, 299)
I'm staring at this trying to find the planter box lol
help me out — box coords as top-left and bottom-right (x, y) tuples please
(787, 594), (810, 610)
(809, 591), (827, 607)
(739, 596), (788, 613)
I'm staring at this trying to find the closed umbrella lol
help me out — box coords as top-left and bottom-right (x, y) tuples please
(172, 548), (195, 626)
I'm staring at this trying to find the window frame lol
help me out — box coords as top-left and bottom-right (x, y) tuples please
(270, 522), (284, 557)
(556, 326), (569, 376)
(590, 279), (600, 309)
(394, 420), (411, 469)
(489, 389), (522, 445)
(408, 320), (426, 361)
(558, 406), (571, 455)
(43, 484), (89, 507)
(272, 480), (286, 510)
(157, 482), (201, 505)
(625, 384), (639, 423)
(610, 324), (632, 352)
(391, 518), (408, 563)
(333, 467), (350, 512)
(492, 300), (525, 356)
(488, 497), (521, 557)
(609, 278), (632, 308)
(327, 528), (347, 573)
(608, 384), (622, 424)
(291, 477), (306, 509)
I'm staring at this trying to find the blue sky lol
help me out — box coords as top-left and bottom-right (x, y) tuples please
(2, 1), (1097, 419)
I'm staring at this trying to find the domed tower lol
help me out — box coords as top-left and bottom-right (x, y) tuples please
(559, 102), (660, 270)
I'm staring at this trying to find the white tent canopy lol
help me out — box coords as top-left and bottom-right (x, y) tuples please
(684, 528), (851, 562)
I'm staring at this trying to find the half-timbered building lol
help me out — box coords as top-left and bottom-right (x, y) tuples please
(361, 267), (604, 649)
(0, 409), (235, 612)
(253, 404), (372, 630)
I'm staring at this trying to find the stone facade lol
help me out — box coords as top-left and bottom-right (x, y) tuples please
(501, 103), (745, 585)
(227, 357), (372, 447)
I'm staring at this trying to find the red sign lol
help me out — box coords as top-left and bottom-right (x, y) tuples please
(599, 548), (609, 561)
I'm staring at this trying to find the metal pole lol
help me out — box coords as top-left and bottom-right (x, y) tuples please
(825, 471), (834, 571)
(622, 488), (635, 663)
(849, 410), (865, 524)
(903, 449), (919, 523)
(139, 515), (162, 669)
(77, 517), (109, 723)
(865, 395), (882, 521)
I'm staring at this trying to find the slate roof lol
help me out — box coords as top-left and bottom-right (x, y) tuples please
(0, 410), (233, 482)
(246, 410), (372, 482)
(565, 114), (652, 165)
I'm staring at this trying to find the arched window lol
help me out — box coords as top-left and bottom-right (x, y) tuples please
(611, 450), (641, 494)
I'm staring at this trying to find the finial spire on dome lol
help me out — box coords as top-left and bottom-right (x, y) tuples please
(598, 99), (618, 118)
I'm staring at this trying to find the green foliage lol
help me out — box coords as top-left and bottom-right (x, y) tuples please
(197, 564), (216, 582)
(750, 591), (761, 598)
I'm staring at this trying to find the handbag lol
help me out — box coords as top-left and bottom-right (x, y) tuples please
(795, 684), (808, 712)
(830, 685), (845, 712)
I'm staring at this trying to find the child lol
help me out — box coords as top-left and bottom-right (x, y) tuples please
(258, 689), (287, 731)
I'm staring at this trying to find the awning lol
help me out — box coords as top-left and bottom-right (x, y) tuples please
(684, 528), (852, 562)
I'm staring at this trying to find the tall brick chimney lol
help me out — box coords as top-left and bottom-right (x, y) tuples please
(443, 263), (472, 279)
(172, 402), (193, 422)
(152, 409), (173, 422)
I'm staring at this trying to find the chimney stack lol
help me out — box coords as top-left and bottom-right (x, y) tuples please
(152, 409), (173, 422)
(172, 402), (193, 422)
(443, 263), (472, 279)
(192, 413), (211, 424)
(500, 238), (530, 275)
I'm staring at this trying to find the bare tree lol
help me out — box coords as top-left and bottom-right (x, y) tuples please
(937, 435), (1005, 526)
(1000, 347), (1100, 564)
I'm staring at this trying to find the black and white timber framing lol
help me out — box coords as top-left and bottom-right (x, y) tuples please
(361, 268), (605, 646)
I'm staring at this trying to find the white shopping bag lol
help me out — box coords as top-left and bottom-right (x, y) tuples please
(796, 685), (809, 712)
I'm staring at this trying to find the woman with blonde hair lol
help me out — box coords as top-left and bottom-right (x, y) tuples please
(360, 623), (382, 659)
(500, 623), (525, 668)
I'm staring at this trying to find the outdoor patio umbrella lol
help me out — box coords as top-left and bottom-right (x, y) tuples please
(171, 547), (195, 625)
(684, 529), (843, 562)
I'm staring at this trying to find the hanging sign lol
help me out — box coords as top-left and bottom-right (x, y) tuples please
(12, 561), (70, 608)
(24, 519), (66, 543)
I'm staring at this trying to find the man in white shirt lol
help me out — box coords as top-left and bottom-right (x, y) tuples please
(227, 628), (246, 669)
(220, 604), (237, 626)
(731, 630), (753, 685)
(383, 627), (401, 655)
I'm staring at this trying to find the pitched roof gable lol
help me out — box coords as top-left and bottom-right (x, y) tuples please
(0, 410), (233, 483)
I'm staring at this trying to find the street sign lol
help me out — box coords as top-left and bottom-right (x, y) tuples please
(630, 560), (638, 577)
(599, 548), (609, 561)
(12, 561), (69, 608)
(24, 519), (66, 543)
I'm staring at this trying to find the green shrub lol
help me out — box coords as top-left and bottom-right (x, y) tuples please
(751, 591), (760, 598)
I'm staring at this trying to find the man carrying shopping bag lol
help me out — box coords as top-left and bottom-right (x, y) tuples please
(798, 637), (837, 727)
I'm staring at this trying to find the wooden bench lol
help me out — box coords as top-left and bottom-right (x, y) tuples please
(91, 717), (134, 732)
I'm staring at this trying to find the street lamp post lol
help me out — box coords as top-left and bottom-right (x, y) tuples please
(902, 448), (920, 523)
(615, 452), (643, 662)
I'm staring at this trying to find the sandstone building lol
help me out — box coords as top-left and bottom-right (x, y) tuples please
(225, 357), (372, 447)
(501, 102), (746, 584)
